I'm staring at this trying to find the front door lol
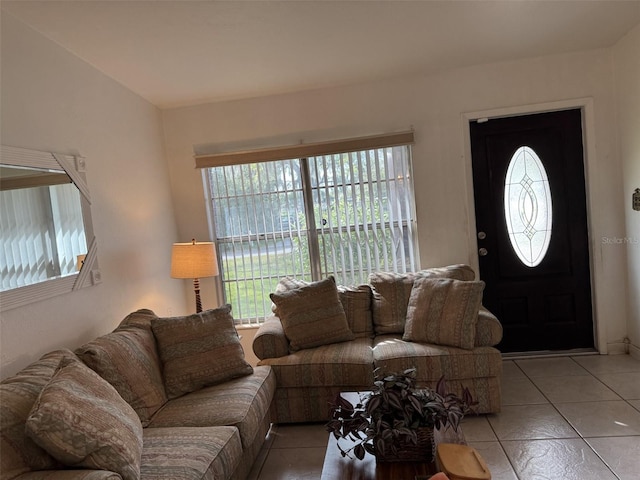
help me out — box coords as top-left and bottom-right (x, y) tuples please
(470, 109), (594, 353)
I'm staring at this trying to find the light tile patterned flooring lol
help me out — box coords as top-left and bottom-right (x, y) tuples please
(248, 354), (640, 480)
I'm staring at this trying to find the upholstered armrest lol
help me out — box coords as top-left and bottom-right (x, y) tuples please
(252, 316), (289, 360)
(14, 471), (121, 479)
(475, 306), (503, 347)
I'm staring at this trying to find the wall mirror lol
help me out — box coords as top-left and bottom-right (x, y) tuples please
(0, 145), (100, 311)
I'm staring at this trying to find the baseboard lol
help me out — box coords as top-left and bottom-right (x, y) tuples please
(607, 342), (630, 355)
(502, 348), (598, 360)
(629, 343), (640, 361)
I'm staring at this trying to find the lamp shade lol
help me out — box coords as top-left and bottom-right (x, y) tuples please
(170, 241), (218, 279)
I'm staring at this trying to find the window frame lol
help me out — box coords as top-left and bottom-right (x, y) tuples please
(198, 132), (418, 325)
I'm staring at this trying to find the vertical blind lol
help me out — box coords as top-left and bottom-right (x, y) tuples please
(0, 183), (86, 291)
(199, 132), (419, 325)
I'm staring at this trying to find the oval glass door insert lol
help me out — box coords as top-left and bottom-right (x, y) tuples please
(504, 146), (552, 267)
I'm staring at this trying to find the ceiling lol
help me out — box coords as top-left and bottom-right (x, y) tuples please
(3, 1), (639, 109)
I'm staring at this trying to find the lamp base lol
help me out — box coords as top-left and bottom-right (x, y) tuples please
(193, 278), (202, 313)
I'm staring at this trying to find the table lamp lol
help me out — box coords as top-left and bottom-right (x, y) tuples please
(171, 239), (219, 313)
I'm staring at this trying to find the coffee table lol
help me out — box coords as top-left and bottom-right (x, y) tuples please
(320, 392), (465, 480)
(321, 438), (437, 479)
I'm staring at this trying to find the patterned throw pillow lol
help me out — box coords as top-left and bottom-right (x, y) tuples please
(75, 325), (168, 426)
(272, 277), (373, 338)
(270, 276), (355, 352)
(403, 277), (485, 349)
(151, 305), (253, 399)
(25, 357), (143, 480)
(117, 308), (159, 329)
(369, 264), (476, 335)
(337, 284), (374, 338)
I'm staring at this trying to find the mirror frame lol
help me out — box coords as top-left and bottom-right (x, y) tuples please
(0, 145), (100, 311)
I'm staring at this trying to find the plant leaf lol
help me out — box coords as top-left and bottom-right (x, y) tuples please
(354, 444), (365, 460)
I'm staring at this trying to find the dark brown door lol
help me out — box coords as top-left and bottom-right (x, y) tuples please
(470, 109), (593, 353)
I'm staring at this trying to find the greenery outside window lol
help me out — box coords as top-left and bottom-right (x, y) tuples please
(200, 134), (419, 325)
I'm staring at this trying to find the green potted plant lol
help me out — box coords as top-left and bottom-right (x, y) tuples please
(326, 368), (475, 462)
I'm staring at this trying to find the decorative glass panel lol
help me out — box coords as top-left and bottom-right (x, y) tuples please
(504, 146), (552, 267)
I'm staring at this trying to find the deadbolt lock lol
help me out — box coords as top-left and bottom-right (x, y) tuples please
(479, 248), (488, 256)
(478, 231), (487, 240)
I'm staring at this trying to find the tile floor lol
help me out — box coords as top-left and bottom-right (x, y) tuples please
(248, 354), (640, 480)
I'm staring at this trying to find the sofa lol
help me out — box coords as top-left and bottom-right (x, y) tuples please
(252, 264), (503, 424)
(1, 306), (276, 480)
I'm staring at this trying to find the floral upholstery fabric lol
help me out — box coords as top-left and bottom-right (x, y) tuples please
(404, 278), (485, 349)
(25, 357), (143, 480)
(75, 325), (167, 426)
(140, 427), (242, 480)
(151, 306), (253, 399)
(149, 366), (275, 450)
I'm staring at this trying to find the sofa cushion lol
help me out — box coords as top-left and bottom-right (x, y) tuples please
(403, 278), (485, 349)
(269, 385), (373, 423)
(475, 306), (504, 347)
(151, 305), (253, 399)
(75, 325), (167, 427)
(272, 277), (373, 339)
(148, 365), (275, 450)
(270, 276), (355, 352)
(338, 284), (374, 338)
(252, 316), (290, 360)
(257, 337), (374, 388)
(0, 350), (72, 478)
(25, 357), (143, 480)
(141, 426), (242, 480)
(372, 335), (502, 414)
(117, 308), (159, 330)
(373, 335), (502, 380)
(369, 264), (476, 335)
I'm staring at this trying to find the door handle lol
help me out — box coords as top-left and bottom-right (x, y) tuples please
(479, 248), (488, 256)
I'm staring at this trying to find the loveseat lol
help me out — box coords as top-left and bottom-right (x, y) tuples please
(1, 306), (275, 480)
(252, 264), (503, 423)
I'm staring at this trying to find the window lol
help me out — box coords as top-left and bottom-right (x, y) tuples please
(200, 133), (419, 325)
(504, 146), (552, 267)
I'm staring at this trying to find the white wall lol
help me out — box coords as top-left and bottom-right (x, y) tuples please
(613, 23), (640, 356)
(162, 47), (629, 353)
(0, 13), (186, 378)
